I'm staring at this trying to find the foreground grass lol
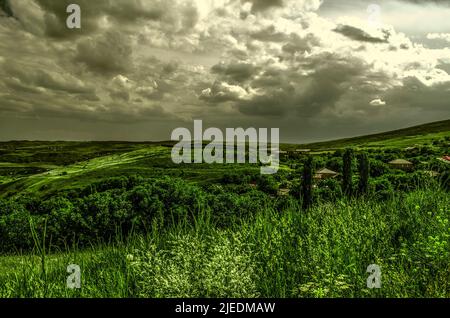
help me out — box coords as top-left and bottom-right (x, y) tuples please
(0, 188), (449, 298)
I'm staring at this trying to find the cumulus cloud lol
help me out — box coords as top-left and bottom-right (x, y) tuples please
(0, 0), (449, 141)
(75, 31), (134, 75)
(427, 32), (450, 42)
(370, 98), (387, 106)
(200, 81), (254, 102)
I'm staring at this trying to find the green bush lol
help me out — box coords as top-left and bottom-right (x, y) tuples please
(370, 178), (394, 200)
(316, 178), (342, 202)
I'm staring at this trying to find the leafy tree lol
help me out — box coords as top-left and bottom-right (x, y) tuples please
(326, 157), (343, 173)
(370, 177), (394, 200)
(256, 175), (279, 195)
(316, 178), (342, 202)
(369, 159), (388, 177)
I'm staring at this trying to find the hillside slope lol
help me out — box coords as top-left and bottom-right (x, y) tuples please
(293, 119), (450, 150)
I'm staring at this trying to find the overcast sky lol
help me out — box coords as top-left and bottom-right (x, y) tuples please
(0, 0), (449, 142)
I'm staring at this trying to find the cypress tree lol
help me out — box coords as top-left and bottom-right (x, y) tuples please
(358, 152), (370, 195)
(302, 156), (314, 210)
(342, 148), (353, 197)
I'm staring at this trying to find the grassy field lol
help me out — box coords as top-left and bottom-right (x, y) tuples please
(0, 120), (449, 298)
(0, 143), (266, 198)
(0, 187), (448, 298)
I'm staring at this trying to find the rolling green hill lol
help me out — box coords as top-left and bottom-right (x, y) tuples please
(0, 120), (448, 198)
(292, 119), (450, 150)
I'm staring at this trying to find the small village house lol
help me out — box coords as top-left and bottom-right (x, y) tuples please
(314, 168), (339, 180)
(296, 149), (311, 154)
(276, 150), (288, 159)
(438, 156), (450, 163)
(388, 159), (414, 171)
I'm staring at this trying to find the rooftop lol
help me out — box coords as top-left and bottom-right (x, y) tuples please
(316, 168), (339, 175)
(389, 159), (413, 165)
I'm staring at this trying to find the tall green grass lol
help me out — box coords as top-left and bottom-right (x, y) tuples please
(0, 187), (448, 298)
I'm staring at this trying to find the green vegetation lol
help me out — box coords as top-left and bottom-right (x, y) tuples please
(288, 119), (450, 151)
(0, 186), (448, 298)
(343, 149), (353, 197)
(302, 156), (313, 210)
(0, 120), (449, 298)
(357, 153), (369, 195)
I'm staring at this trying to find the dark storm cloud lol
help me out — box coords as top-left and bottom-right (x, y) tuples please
(295, 56), (367, 111)
(201, 43), (381, 119)
(33, 0), (165, 38)
(212, 61), (260, 83)
(8, 0), (200, 42)
(0, 0), (449, 142)
(3, 63), (95, 95)
(0, 0), (13, 17)
(400, 0), (450, 5)
(110, 91), (130, 102)
(437, 63), (450, 74)
(250, 25), (288, 42)
(234, 53), (370, 117)
(243, 0), (284, 12)
(162, 61), (179, 75)
(385, 76), (450, 112)
(0, 86), (173, 124)
(75, 31), (133, 75)
(281, 33), (320, 54)
(334, 24), (389, 43)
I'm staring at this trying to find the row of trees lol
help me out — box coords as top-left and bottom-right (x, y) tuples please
(0, 176), (275, 253)
(302, 149), (370, 209)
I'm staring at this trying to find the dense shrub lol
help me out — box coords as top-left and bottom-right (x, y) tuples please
(0, 200), (35, 251)
(369, 159), (388, 177)
(0, 177), (271, 253)
(315, 179), (342, 202)
(440, 170), (450, 191)
(370, 177), (394, 200)
(0, 165), (448, 254)
(207, 190), (269, 226)
(220, 173), (252, 185)
(326, 157), (342, 173)
(0, 183), (449, 298)
(256, 175), (279, 195)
